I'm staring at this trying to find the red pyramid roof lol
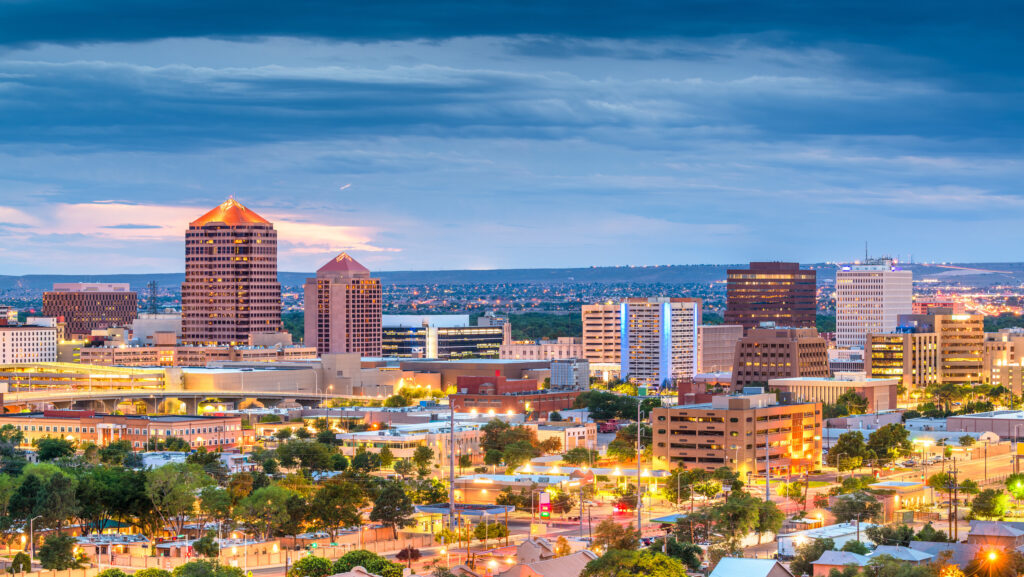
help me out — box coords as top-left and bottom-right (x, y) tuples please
(318, 252), (370, 274)
(190, 197), (271, 227)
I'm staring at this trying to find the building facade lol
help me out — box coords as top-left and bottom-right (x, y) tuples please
(43, 283), (137, 338)
(768, 376), (899, 413)
(731, 326), (829, 391)
(304, 252), (382, 356)
(581, 303), (620, 364)
(0, 326), (58, 363)
(912, 299), (966, 315)
(725, 262), (817, 331)
(835, 260), (912, 350)
(550, 358), (590, 389)
(500, 337), (583, 360)
(650, 392), (822, 475)
(866, 330), (939, 391)
(382, 315), (505, 359)
(620, 297), (701, 388)
(181, 198), (282, 345)
(698, 324), (744, 373)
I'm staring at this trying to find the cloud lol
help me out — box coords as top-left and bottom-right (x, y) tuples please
(100, 223), (163, 229)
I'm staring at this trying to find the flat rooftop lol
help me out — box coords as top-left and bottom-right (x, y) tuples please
(780, 522), (877, 539)
(951, 410), (1024, 419)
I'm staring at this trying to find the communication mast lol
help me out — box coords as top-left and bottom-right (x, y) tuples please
(146, 281), (159, 314)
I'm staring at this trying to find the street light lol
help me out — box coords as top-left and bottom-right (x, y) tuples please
(29, 515), (41, 560)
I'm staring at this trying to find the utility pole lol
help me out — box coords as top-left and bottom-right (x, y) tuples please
(636, 402), (643, 543)
(448, 403), (456, 531)
(952, 458), (959, 541)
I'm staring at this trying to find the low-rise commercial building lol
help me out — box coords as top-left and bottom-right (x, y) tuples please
(866, 330), (939, 392)
(651, 391), (822, 475)
(531, 421), (597, 451)
(80, 343), (318, 367)
(500, 337), (583, 361)
(768, 375), (899, 413)
(0, 410), (242, 450)
(335, 420), (484, 467)
(550, 358), (590, 389)
(381, 314), (506, 359)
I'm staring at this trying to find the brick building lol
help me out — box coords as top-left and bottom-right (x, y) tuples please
(731, 326), (829, 391)
(43, 283), (137, 338)
(449, 375), (581, 414)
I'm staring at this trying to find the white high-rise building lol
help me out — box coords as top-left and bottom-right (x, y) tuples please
(620, 297), (701, 389)
(836, 259), (912, 349)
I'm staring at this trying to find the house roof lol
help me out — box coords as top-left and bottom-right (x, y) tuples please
(811, 551), (870, 567)
(969, 521), (1024, 537)
(908, 542), (982, 569)
(317, 252), (370, 275)
(871, 546), (934, 562)
(710, 558), (793, 577)
(190, 197), (271, 227)
(499, 550), (598, 577)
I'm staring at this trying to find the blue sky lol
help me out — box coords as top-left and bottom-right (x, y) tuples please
(1, 1), (1023, 274)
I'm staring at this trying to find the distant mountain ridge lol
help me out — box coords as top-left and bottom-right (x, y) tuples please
(2, 262), (1023, 292)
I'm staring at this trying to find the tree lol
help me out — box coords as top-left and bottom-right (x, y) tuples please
(135, 569), (172, 577)
(98, 570), (129, 577)
(538, 437), (562, 455)
(192, 532), (219, 558)
(38, 534), (82, 570)
(38, 472), (78, 534)
(503, 441), (540, 471)
(827, 431), (867, 470)
(549, 411), (563, 422)
(308, 478), (366, 538)
(236, 485), (297, 540)
(790, 537), (835, 577)
(1008, 473), (1024, 501)
(866, 424), (912, 465)
(592, 519), (638, 551)
(960, 479), (981, 496)
(866, 524), (915, 547)
(473, 521), (509, 548)
(294, 428), (311, 440)
(146, 463), (215, 537)
(197, 486), (232, 535)
(171, 561), (244, 577)
(412, 446), (435, 470)
(8, 552), (30, 573)
(554, 536), (572, 557)
(275, 428), (293, 441)
(914, 523), (949, 542)
(370, 481), (416, 538)
(580, 550), (688, 577)
(98, 440), (135, 467)
(831, 492), (882, 523)
(333, 550), (403, 577)
(287, 556), (332, 577)
(384, 395), (410, 408)
(778, 481), (806, 505)
(563, 447), (598, 466)
(393, 459), (414, 479)
(396, 547), (421, 567)
(958, 435), (976, 447)
(711, 492), (759, 550)
(754, 499), (785, 544)
(971, 489), (1010, 520)
(379, 447), (395, 469)
(841, 540), (871, 554)
(457, 454), (472, 473)
(33, 438), (75, 461)
(653, 538), (702, 571)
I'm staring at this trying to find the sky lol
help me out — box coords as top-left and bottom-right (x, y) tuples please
(1, 1), (1024, 274)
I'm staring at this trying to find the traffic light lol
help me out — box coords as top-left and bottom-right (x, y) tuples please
(539, 492), (551, 519)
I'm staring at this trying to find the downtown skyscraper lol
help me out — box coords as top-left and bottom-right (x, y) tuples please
(835, 259), (912, 349)
(724, 261), (817, 331)
(304, 252), (382, 356)
(181, 198), (282, 345)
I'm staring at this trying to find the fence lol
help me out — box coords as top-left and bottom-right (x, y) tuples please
(1, 569), (98, 577)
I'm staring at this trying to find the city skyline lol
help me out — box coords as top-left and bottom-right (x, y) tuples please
(2, 2), (1024, 274)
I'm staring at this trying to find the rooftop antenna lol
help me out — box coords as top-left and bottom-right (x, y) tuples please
(865, 241), (869, 262)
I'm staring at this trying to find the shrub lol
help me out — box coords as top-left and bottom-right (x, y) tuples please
(8, 552), (30, 574)
(136, 570), (173, 577)
(287, 556), (332, 577)
(98, 570), (129, 577)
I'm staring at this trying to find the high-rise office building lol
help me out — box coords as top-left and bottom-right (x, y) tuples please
(866, 309), (983, 391)
(581, 302), (621, 364)
(835, 259), (912, 349)
(620, 297), (701, 388)
(43, 283), (137, 338)
(304, 252), (382, 356)
(866, 330), (939, 391)
(181, 198), (282, 345)
(725, 262), (817, 331)
(732, 326), (829, 390)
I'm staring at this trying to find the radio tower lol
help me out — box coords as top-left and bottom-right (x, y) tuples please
(146, 281), (159, 314)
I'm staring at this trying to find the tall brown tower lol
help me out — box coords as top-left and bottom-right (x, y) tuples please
(725, 262), (817, 332)
(304, 252), (382, 356)
(181, 198), (281, 345)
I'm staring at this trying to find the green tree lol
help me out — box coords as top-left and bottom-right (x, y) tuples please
(287, 556), (332, 577)
(333, 550), (402, 577)
(502, 441), (540, 471)
(308, 478), (366, 538)
(457, 454), (472, 473)
(38, 534), (82, 570)
(651, 538), (702, 571)
(580, 550), (688, 577)
(1008, 473), (1024, 500)
(958, 435), (976, 447)
(379, 447), (395, 469)
(370, 481), (416, 538)
(831, 492), (882, 523)
(32, 438), (75, 461)
(135, 569), (172, 577)
(592, 518), (638, 551)
(562, 447), (598, 466)
(865, 524), (915, 547)
(236, 485), (297, 540)
(841, 540), (871, 554)
(711, 492), (759, 550)
(754, 499), (785, 544)
(197, 486), (232, 535)
(827, 431), (867, 470)
(383, 395), (410, 408)
(971, 489), (1010, 520)
(97, 569), (129, 577)
(473, 521), (509, 548)
(412, 446), (434, 470)
(171, 561), (244, 577)
(8, 552), (30, 573)
(393, 459), (414, 479)
(914, 523), (949, 542)
(38, 472), (78, 534)
(192, 532), (219, 558)
(790, 537), (835, 577)
(866, 424), (912, 465)
(146, 463), (215, 537)
(98, 439), (135, 466)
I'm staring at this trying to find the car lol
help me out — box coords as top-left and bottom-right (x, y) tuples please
(901, 460), (917, 467)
